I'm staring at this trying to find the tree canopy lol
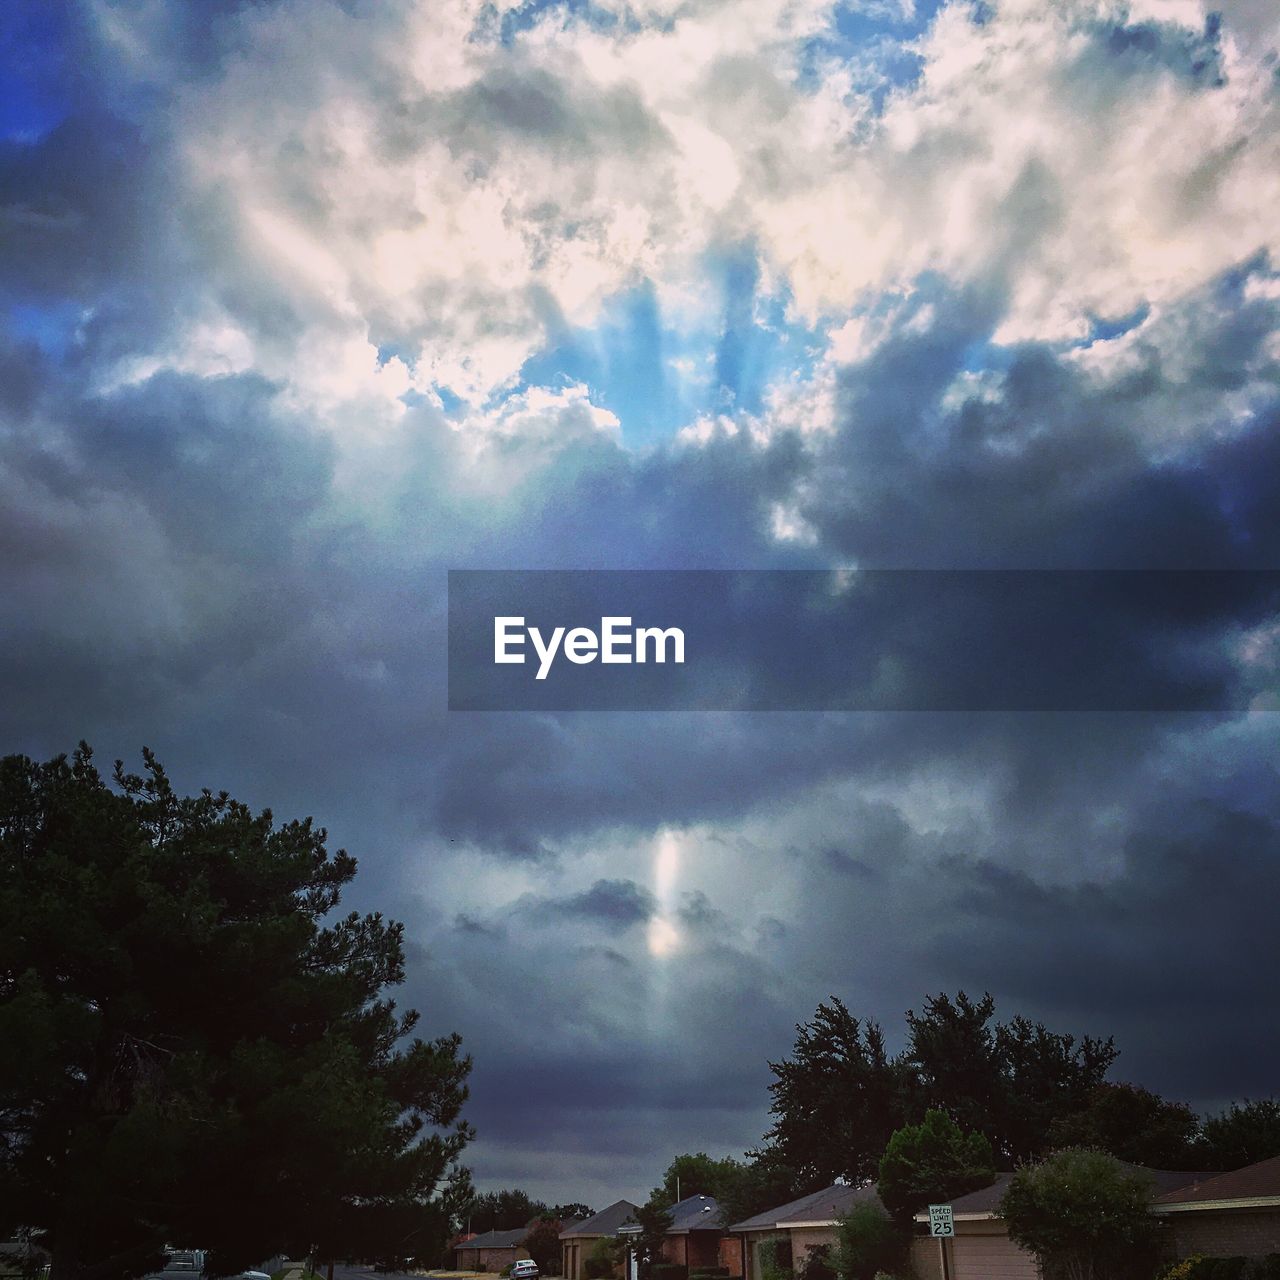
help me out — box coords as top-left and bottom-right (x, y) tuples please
(876, 1109), (995, 1226)
(0, 746), (472, 1280)
(1196, 1099), (1280, 1170)
(764, 999), (911, 1187)
(1049, 1082), (1200, 1170)
(462, 1189), (550, 1232)
(651, 1153), (747, 1207)
(762, 992), (1117, 1183)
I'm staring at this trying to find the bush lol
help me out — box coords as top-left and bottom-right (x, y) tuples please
(650, 1265), (688, 1280)
(1160, 1260), (1280, 1280)
(1001, 1149), (1160, 1280)
(758, 1238), (792, 1280)
(690, 1270), (731, 1280)
(831, 1204), (906, 1280)
(797, 1246), (835, 1280)
(586, 1237), (618, 1280)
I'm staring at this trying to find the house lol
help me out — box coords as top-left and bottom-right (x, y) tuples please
(454, 1228), (531, 1272)
(659, 1195), (730, 1273)
(909, 1165), (1214, 1280)
(730, 1182), (885, 1280)
(1154, 1154), (1280, 1260)
(560, 1200), (641, 1280)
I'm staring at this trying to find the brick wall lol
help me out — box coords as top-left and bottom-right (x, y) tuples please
(717, 1235), (743, 1277)
(1167, 1208), (1280, 1259)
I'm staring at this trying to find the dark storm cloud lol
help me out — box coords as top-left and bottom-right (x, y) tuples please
(3, 0), (1280, 1207)
(528, 878), (657, 925)
(923, 796), (1280, 1100)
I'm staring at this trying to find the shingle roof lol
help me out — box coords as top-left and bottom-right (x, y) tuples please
(457, 1229), (527, 1250)
(1156, 1156), (1280, 1208)
(916, 1164), (1215, 1222)
(560, 1200), (641, 1239)
(730, 1183), (883, 1233)
(667, 1194), (725, 1232)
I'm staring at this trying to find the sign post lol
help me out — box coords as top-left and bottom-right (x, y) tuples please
(928, 1205), (954, 1280)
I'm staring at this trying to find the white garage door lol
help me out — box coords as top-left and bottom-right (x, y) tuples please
(950, 1234), (1041, 1280)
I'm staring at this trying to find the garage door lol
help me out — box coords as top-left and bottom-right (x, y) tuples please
(950, 1234), (1040, 1280)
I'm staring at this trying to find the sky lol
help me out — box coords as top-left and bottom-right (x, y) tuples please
(3, 0), (1280, 1209)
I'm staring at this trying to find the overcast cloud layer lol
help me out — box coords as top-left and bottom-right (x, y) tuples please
(3, 0), (1280, 1206)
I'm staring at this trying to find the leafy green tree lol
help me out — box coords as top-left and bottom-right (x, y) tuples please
(765, 991), (1120, 1181)
(0, 746), (472, 1280)
(993, 1015), (1116, 1163)
(909, 995), (1116, 1164)
(1195, 1099), (1280, 1170)
(463, 1190), (551, 1233)
(552, 1205), (595, 1223)
(652, 1153), (746, 1206)
(715, 1150), (802, 1230)
(830, 1204), (905, 1280)
(1050, 1083), (1198, 1169)
(765, 999), (912, 1185)
(1000, 1149), (1160, 1280)
(876, 1109), (996, 1226)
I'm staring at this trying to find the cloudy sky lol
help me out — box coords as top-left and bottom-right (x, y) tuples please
(4, 0), (1280, 1207)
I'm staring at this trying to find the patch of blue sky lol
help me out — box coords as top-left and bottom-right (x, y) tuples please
(1081, 305), (1151, 346)
(484, 0), (650, 47)
(0, 3), (74, 142)
(793, 2), (929, 111)
(5, 299), (85, 359)
(514, 250), (824, 446)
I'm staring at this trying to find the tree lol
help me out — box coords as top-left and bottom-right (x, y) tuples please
(1049, 1083), (1198, 1169)
(522, 1219), (564, 1274)
(908, 994), (1116, 1164)
(1000, 1149), (1160, 1280)
(993, 1015), (1116, 1163)
(623, 1201), (672, 1280)
(552, 1205), (595, 1223)
(652, 1153), (746, 1206)
(1196, 1099), (1280, 1170)
(0, 746), (473, 1280)
(764, 992), (1121, 1183)
(462, 1190), (550, 1233)
(714, 1149), (802, 1230)
(830, 1203), (905, 1280)
(876, 1110), (996, 1226)
(765, 999), (912, 1186)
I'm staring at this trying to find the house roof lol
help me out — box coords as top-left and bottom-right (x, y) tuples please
(667, 1194), (725, 1233)
(457, 1229), (527, 1250)
(914, 1164), (1216, 1223)
(730, 1183), (884, 1233)
(561, 1200), (641, 1239)
(1155, 1156), (1280, 1212)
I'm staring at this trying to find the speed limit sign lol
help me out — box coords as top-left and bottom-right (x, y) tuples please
(929, 1204), (954, 1238)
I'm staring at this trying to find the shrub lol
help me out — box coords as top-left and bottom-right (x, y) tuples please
(831, 1204), (907, 1280)
(585, 1258), (616, 1279)
(650, 1265), (688, 1280)
(797, 1246), (835, 1280)
(1001, 1149), (1160, 1280)
(690, 1270), (731, 1280)
(758, 1237), (792, 1280)
(1160, 1260), (1280, 1280)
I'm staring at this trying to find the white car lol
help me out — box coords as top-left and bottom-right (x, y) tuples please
(511, 1261), (539, 1279)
